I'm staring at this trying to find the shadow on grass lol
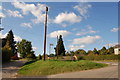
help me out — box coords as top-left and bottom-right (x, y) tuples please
(23, 60), (37, 66)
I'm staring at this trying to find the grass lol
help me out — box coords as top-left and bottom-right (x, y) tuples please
(18, 60), (108, 76)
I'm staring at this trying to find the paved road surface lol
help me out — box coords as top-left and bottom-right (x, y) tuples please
(2, 60), (26, 78)
(47, 61), (118, 78)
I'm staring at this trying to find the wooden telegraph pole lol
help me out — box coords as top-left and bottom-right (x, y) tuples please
(43, 7), (48, 61)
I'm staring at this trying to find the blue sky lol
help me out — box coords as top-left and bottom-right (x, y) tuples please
(0, 2), (118, 56)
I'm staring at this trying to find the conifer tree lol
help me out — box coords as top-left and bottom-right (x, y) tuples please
(6, 30), (16, 56)
(54, 35), (66, 56)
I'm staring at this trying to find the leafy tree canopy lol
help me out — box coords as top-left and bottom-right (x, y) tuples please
(17, 39), (35, 58)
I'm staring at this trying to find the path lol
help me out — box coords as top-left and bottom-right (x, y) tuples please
(2, 60), (26, 78)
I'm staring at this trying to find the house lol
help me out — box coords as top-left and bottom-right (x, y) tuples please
(114, 48), (120, 55)
(113, 44), (120, 55)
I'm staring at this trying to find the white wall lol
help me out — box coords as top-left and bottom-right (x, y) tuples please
(114, 48), (120, 55)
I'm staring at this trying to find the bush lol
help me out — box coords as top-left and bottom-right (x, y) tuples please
(83, 55), (119, 60)
(26, 53), (36, 59)
(2, 47), (12, 63)
(77, 56), (85, 60)
(38, 54), (42, 60)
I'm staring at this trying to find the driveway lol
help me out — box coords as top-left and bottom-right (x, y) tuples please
(2, 60), (26, 78)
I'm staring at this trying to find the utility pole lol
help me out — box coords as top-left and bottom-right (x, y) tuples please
(43, 7), (48, 61)
(49, 44), (53, 57)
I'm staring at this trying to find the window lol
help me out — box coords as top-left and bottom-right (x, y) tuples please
(119, 49), (120, 51)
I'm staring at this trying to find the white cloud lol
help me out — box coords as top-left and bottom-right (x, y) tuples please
(6, 9), (23, 18)
(0, 12), (6, 18)
(21, 23), (32, 28)
(69, 45), (85, 51)
(111, 27), (120, 32)
(0, 33), (22, 42)
(105, 42), (120, 47)
(12, 0), (47, 23)
(48, 30), (71, 38)
(54, 12), (82, 24)
(0, 33), (7, 38)
(76, 25), (97, 36)
(32, 47), (38, 50)
(14, 35), (22, 42)
(72, 35), (101, 45)
(0, 6), (2, 10)
(74, 3), (92, 18)
(0, 6), (6, 18)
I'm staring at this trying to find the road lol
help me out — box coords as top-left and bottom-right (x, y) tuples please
(47, 61), (118, 78)
(2, 60), (26, 78)
(1, 61), (119, 78)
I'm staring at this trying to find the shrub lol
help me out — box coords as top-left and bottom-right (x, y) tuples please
(2, 47), (12, 63)
(77, 56), (85, 60)
(83, 55), (119, 60)
(38, 54), (42, 60)
(26, 53), (36, 59)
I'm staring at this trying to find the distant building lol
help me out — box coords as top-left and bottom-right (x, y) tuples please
(113, 44), (120, 55)
(114, 48), (120, 55)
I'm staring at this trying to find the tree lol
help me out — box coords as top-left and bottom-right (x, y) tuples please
(65, 52), (71, 56)
(108, 47), (114, 54)
(17, 39), (35, 58)
(2, 40), (12, 62)
(69, 51), (75, 56)
(5, 30), (16, 56)
(93, 48), (99, 55)
(88, 50), (94, 55)
(49, 53), (55, 57)
(74, 49), (86, 55)
(54, 35), (66, 56)
(27, 53), (36, 59)
(99, 46), (108, 55)
(1, 38), (7, 47)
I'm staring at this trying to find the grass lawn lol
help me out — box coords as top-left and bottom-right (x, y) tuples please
(18, 60), (108, 76)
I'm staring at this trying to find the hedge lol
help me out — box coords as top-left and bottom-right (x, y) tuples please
(77, 55), (120, 60)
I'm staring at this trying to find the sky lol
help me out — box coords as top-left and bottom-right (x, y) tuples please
(0, 1), (119, 56)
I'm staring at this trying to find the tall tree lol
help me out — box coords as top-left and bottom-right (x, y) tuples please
(54, 35), (66, 56)
(17, 39), (35, 58)
(6, 30), (16, 56)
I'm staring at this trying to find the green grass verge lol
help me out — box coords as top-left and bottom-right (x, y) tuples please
(18, 60), (108, 76)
